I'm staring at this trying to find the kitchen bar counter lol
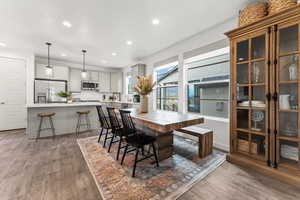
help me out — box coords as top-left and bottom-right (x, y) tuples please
(27, 102), (102, 108)
(26, 103), (101, 139)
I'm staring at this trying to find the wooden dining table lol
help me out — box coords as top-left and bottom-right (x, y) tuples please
(122, 109), (204, 161)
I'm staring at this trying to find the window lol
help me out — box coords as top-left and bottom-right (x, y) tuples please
(155, 64), (178, 112)
(187, 54), (230, 118)
(126, 76), (133, 94)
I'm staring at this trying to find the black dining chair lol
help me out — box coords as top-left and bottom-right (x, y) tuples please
(106, 107), (126, 160)
(119, 109), (159, 177)
(96, 105), (112, 147)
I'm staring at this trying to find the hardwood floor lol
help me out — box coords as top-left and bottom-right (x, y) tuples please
(1, 129), (300, 200)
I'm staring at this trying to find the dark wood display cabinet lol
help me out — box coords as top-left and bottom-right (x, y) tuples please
(226, 5), (300, 188)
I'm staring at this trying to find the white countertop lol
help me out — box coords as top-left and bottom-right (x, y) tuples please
(99, 101), (140, 105)
(27, 102), (102, 108)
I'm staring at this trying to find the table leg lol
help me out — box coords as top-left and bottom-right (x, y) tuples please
(136, 124), (173, 161)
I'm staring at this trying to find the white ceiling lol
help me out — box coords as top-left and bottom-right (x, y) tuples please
(0, 0), (254, 68)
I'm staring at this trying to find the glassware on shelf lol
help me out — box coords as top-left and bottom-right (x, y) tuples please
(279, 94), (291, 110)
(288, 55), (298, 81)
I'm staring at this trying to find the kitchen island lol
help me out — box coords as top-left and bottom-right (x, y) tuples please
(26, 102), (101, 139)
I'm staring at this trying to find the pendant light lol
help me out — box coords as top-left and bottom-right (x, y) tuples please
(45, 42), (53, 76)
(81, 49), (88, 79)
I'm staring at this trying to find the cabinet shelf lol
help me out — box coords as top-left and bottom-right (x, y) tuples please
(279, 80), (299, 84)
(279, 51), (299, 58)
(236, 106), (267, 110)
(279, 109), (299, 113)
(278, 136), (300, 142)
(235, 128), (266, 136)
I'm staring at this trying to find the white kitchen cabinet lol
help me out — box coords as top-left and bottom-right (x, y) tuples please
(99, 72), (111, 92)
(69, 69), (81, 92)
(53, 66), (69, 80)
(89, 71), (99, 81)
(36, 64), (69, 80)
(131, 64), (146, 90)
(36, 64), (50, 79)
(110, 72), (123, 93)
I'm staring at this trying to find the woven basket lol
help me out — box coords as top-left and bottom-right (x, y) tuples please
(268, 0), (297, 15)
(239, 2), (268, 27)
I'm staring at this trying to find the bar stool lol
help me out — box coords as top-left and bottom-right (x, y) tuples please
(36, 112), (56, 141)
(76, 111), (91, 136)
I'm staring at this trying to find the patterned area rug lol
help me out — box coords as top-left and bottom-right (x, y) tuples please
(77, 135), (226, 200)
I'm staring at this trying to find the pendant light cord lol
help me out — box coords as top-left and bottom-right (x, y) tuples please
(82, 50), (87, 71)
(46, 42), (51, 67)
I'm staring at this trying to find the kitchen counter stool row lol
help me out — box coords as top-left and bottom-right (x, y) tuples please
(35, 110), (91, 140)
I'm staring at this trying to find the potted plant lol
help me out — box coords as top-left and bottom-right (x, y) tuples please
(134, 75), (156, 113)
(57, 91), (72, 103)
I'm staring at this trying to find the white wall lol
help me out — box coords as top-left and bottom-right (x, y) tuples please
(35, 56), (122, 72)
(0, 49), (35, 105)
(123, 17), (237, 151)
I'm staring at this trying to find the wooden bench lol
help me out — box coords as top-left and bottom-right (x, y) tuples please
(178, 126), (213, 158)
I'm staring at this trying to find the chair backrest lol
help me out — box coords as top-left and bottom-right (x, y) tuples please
(119, 109), (137, 139)
(96, 106), (110, 129)
(106, 107), (121, 131)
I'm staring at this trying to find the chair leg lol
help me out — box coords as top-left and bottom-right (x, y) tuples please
(108, 132), (115, 153)
(49, 116), (55, 140)
(98, 128), (104, 143)
(85, 114), (91, 131)
(36, 117), (43, 142)
(152, 143), (159, 167)
(142, 146), (145, 156)
(116, 136), (122, 160)
(132, 148), (139, 177)
(121, 144), (128, 165)
(103, 129), (109, 148)
(76, 114), (81, 137)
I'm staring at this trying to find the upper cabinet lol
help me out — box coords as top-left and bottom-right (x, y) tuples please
(69, 68), (81, 92)
(36, 64), (69, 80)
(90, 71), (99, 81)
(99, 72), (111, 92)
(131, 64), (146, 90)
(110, 72), (123, 93)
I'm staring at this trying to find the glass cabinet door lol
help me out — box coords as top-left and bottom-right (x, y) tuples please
(276, 23), (300, 168)
(234, 31), (269, 162)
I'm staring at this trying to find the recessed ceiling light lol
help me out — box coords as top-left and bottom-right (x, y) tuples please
(112, 52), (117, 56)
(62, 20), (72, 28)
(0, 42), (7, 47)
(101, 60), (108, 64)
(152, 18), (160, 25)
(126, 40), (133, 45)
(61, 53), (67, 57)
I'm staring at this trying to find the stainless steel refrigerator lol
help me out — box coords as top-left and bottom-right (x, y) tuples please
(34, 79), (68, 103)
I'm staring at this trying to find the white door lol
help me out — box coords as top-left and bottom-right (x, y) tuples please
(0, 57), (26, 130)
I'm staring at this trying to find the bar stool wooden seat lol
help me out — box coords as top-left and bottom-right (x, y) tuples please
(76, 110), (91, 136)
(36, 112), (56, 141)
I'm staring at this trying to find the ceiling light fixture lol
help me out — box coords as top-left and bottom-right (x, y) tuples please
(81, 49), (88, 79)
(45, 42), (53, 76)
(0, 42), (6, 47)
(152, 18), (160, 25)
(112, 52), (117, 56)
(61, 53), (67, 57)
(62, 20), (72, 28)
(126, 40), (133, 45)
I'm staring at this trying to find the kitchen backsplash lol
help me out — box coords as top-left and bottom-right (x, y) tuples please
(72, 91), (105, 101)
